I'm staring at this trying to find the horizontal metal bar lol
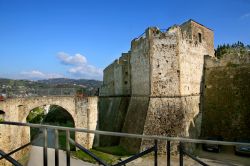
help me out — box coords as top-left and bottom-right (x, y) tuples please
(99, 94), (200, 98)
(69, 138), (108, 166)
(1, 121), (250, 146)
(0, 142), (32, 160)
(114, 146), (155, 166)
(0, 150), (22, 166)
(183, 150), (209, 166)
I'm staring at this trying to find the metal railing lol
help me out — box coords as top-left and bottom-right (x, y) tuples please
(0, 121), (250, 166)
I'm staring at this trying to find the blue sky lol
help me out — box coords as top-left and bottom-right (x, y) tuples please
(0, 0), (249, 80)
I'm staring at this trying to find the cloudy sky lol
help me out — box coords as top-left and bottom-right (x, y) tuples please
(0, 0), (249, 80)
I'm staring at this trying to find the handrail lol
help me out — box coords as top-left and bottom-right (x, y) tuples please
(69, 138), (108, 166)
(0, 150), (22, 166)
(113, 140), (157, 166)
(0, 142), (32, 160)
(1, 121), (250, 146)
(1, 121), (249, 166)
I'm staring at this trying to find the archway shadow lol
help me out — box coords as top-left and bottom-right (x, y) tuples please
(26, 105), (75, 151)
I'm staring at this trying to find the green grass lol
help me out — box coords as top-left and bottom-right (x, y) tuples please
(72, 146), (134, 164)
(17, 152), (30, 166)
(72, 149), (119, 164)
(226, 62), (240, 67)
(93, 146), (133, 156)
(58, 131), (75, 151)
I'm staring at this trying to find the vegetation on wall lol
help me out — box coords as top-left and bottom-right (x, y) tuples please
(26, 107), (45, 123)
(215, 41), (250, 59)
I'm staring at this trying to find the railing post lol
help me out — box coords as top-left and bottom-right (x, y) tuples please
(66, 130), (70, 166)
(43, 128), (48, 166)
(167, 141), (170, 166)
(154, 140), (158, 166)
(55, 129), (59, 166)
(179, 142), (183, 166)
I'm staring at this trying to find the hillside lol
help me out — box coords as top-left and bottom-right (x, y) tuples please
(0, 78), (102, 97)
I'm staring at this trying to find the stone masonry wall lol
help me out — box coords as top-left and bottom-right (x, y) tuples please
(96, 52), (131, 147)
(201, 54), (250, 141)
(96, 97), (130, 147)
(120, 29), (151, 152)
(98, 19), (214, 154)
(0, 96), (97, 165)
(177, 20), (214, 140)
(120, 20), (214, 153)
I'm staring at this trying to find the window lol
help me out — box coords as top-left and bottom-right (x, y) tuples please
(198, 33), (202, 43)
(0, 110), (5, 120)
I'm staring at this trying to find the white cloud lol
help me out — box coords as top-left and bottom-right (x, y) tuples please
(21, 70), (63, 79)
(57, 52), (103, 80)
(57, 52), (87, 65)
(241, 13), (250, 19)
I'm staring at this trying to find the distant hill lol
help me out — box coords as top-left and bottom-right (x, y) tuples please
(37, 78), (102, 89)
(0, 78), (102, 96)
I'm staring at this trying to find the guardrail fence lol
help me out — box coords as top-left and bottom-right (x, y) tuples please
(0, 121), (250, 166)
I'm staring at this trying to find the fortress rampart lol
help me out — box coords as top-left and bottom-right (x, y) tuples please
(98, 19), (215, 153)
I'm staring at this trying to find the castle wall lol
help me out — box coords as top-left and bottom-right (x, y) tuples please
(99, 20), (215, 153)
(177, 21), (214, 140)
(180, 20), (214, 57)
(140, 28), (182, 152)
(116, 53), (131, 95)
(120, 96), (149, 153)
(97, 97), (130, 146)
(100, 63), (115, 96)
(140, 22), (214, 152)
(119, 30), (151, 153)
(201, 54), (250, 140)
(130, 34), (151, 96)
(97, 53), (131, 147)
(100, 53), (131, 96)
(150, 27), (180, 96)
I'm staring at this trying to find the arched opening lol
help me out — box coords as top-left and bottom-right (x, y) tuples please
(0, 110), (5, 121)
(26, 105), (75, 150)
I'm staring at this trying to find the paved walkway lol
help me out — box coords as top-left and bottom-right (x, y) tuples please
(27, 146), (95, 166)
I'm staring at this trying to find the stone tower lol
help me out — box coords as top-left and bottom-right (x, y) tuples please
(99, 19), (214, 153)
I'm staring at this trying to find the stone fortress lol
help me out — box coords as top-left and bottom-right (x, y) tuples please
(0, 19), (249, 165)
(97, 19), (250, 153)
(98, 19), (214, 152)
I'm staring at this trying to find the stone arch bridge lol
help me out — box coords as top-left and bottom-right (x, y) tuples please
(0, 96), (98, 163)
